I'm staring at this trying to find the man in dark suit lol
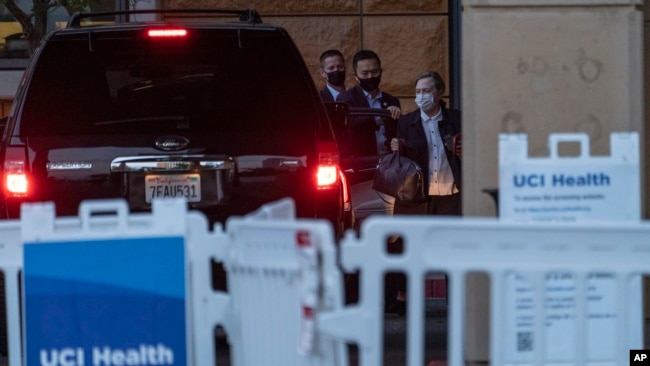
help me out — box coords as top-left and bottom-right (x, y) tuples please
(336, 49), (401, 156)
(336, 50), (402, 306)
(318, 49), (347, 103)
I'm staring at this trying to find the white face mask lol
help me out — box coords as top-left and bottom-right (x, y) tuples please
(414, 93), (435, 111)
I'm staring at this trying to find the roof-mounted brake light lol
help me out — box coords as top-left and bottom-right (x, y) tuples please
(147, 29), (188, 38)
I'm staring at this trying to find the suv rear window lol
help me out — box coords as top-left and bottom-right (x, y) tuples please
(19, 28), (321, 156)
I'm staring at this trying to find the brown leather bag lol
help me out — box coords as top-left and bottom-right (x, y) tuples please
(372, 151), (427, 203)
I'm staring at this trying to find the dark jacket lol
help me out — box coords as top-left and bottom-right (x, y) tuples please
(397, 105), (462, 191)
(336, 85), (401, 154)
(320, 87), (336, 103)
(336, 85), (400, 109)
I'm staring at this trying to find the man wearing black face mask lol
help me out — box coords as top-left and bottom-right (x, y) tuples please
(319, 49), (347, 102)
(337, 49), (401, 156)
(336, 50), (402, 306)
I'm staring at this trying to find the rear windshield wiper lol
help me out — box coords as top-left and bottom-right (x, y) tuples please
(94, 116), (189, 127)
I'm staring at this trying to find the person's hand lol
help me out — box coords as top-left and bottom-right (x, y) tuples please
(390, 138), (400, 152)
(453, 133), (461, 158)
(386, 106), (401, 120)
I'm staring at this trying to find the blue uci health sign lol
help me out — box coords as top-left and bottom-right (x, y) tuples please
(23, 237), (187, 366)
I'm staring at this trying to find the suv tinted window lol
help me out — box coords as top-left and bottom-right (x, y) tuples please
(19, 28), (320, 156)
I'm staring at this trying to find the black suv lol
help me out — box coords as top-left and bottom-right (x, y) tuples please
(0, 9), (348, 228)
(0, 9), (350, 356)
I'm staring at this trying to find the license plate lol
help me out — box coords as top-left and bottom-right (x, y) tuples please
(145, 174), (201, 203)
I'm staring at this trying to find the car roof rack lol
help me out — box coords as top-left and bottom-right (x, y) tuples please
(67, 8), (262, 28)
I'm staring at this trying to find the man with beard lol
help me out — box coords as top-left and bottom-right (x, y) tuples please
(337, 49), (401, 156)
(318, 49), (347, 102)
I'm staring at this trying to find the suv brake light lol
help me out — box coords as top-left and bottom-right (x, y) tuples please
(147, 28), (188, 38)
(6, 174), (27, 195)
(317, 142), (340, 189)
(3, 147), (28, 196)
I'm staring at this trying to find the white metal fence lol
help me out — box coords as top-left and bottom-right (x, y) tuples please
(2, 198), (648, 366)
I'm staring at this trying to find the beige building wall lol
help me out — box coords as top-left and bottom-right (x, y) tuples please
(463, 0), (645, 218)
(164, 0), (454, 114)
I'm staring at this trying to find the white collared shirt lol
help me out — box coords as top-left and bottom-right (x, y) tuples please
(420, 109), (455, 196)
(326, 84), (343, 101)
(362, 88), (383, 109)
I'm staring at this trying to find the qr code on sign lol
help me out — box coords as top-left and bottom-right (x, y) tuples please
(517, 332), (533, 352)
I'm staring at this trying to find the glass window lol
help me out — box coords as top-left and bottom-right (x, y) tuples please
(0, 0), (114, 59)
(19, 28), (322, 156)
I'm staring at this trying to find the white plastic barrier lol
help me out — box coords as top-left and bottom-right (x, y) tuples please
(3, 198), (347, 366)
(0, 219), (21, 366)
(223, 198), (346, 366)
(316, 214), (648, 366)
(5, 197), (650, 366)
(18, 199), (211, 366)
(499, 132), (640, 223)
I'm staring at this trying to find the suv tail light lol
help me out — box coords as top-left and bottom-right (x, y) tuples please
(316, 142), (340, 189)
(3, 146), (29, 196)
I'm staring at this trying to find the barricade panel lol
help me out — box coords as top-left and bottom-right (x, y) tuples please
(20, 199), (184, 366)
(320, 215), (649, 366)
(498, 132), (640, 223)
(6, 197), (344, 366)
(222, 198), (346, 366)
(16, 198), (226, 366)
(0, 219), (22, 366)
(7, 196), (650, 366)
